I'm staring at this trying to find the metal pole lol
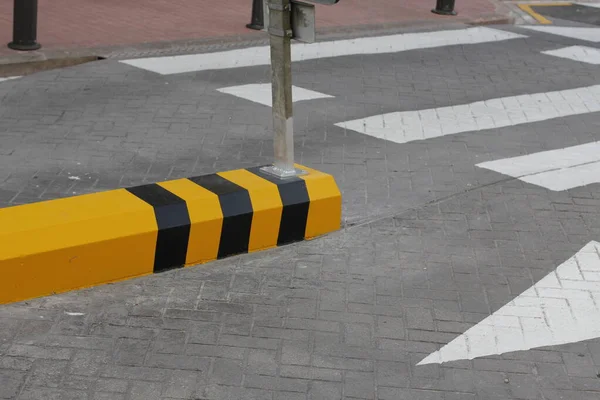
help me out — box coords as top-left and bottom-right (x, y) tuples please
(432, 0), (457, 16)
(246, 0), (264, 30)
(260, 0), (304, 178)
(8, 0), (41, 51)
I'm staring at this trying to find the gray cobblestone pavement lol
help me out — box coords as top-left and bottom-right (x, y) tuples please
(3, 23), (600, 399)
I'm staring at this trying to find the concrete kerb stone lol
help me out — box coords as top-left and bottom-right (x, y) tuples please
(0, 54), (104, 78)
(0, 164), (341, 304)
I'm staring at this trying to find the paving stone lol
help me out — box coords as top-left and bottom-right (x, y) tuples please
(146, 353), (210, 372)
(0, 369), (26, 399)
(344, 371), (375, 399)
(162, 370), (199, 398)
(94, 393), (125, 400)
(95, 378), (129, 393)
(247, 349), (278, 376)
(210, 358), (243, 386)
(115, 338), (150, 366)
(61, 375), (96, 392)
(375, 317), (405, 340)
(344, 323), (372, 347)
(378, 388), (444, 400)
(7, 344), (72, 360)
(405, 308), (435, 331)
(129, 381), (162, 400)
(282, 341), (311, 366)
(27, 359), (68, 388)
(218, 335), (279, 350)
(245, 375), (309, 393)
(309, 381), (341, 400)
(99, 365), (167, 381)
(562, 352), (598, 378)
(0, 356), (33, 371)
(376, 361), (410, 388)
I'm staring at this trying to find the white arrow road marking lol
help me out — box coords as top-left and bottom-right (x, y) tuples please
(542, 45), (600, 64)
(216, 83), (333, 107)
(418, 241), (600, 366)
(476, 141), (600, 191)
(521, 26), (600, 42)
(335, 84), (600, 144)
(120, 27), (525, 75)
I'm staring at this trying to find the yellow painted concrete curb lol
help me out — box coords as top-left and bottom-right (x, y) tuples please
(0, 164), (341, 304)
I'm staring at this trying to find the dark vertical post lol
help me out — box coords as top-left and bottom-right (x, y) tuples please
(8, 0), (41, 51)
(432, 0), (457, 16)
(247, 0), (265, 30)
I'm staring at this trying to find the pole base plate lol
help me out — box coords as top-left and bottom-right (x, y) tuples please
(259, 165), (307, 179)
(431, 9), (457, 16)
(246, 23), (264, 30)
(7, 41), (41, 51)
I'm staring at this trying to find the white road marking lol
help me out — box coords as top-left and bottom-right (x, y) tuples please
(216, 83), (333, 107)
(335, 84), (600, 144)
(575, 2), (600, 8)
(0, 76), (21, 82)
(543, 45), (600, 64)
(120, 27), (525, 75)
(418, 241), (600, 366)
(521, 26), (600, 42)
(476, 141), (600, 191)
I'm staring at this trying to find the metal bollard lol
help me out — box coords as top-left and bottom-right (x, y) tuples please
(8, 0), (41, 51)
(432, 0), (457, 16)
(246, 0), (264, 30)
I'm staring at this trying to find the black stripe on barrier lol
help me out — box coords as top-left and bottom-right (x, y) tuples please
(188, 174), (253, 259)
(126, 184), (191, 273)
(247, 167), (310, 246)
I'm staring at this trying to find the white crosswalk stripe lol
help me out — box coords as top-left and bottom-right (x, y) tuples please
(575, 2), (600, 8)
(521, 26), (600, 42)
(476, 141), (600, 191)
(335, 84), (600, 144)
(542, 45), (600, 64)
(216, 84), (333, 107)
(120, 27), (525, 75)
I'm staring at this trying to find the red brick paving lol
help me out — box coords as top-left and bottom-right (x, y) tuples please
(0, 0), (506, 55)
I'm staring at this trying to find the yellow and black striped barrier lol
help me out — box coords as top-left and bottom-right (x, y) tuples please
(0, 164), (341, 304)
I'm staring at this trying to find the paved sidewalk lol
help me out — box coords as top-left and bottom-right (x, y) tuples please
(0, 0), (510, 60)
